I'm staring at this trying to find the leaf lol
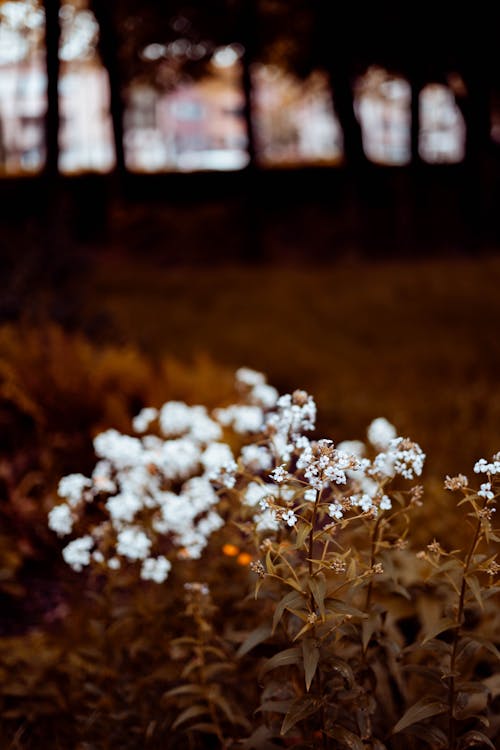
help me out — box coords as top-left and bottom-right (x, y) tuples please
(266, 549), (276, 575)
(171, 704), (209, 730)
(457, 730), (495, 749)
(185, 722), (220, 734)
(324, 657), (355, 689)
(273, 590), (305, 634)
(280, 696), (321, 736)
(392, 697), (448, 734)
(421, 617), (457, 645)
(403, 722), (448, 748)
(362, 612), (379, 652)
(237, 623), (272, 658)
(259, 647), (302, 678)
(325, 599), (366, 618)
(324, 725), (365, 750)
(294, 521), (311, 550)
(466, 575), (484, 610)
(302, 638), (320, 692)
(308, 576), (326, 620)
(469, 635), (500, 661)
(162, 684), (204, 700)
(239, 725), (284, 750)
(257, 700), (293, 714)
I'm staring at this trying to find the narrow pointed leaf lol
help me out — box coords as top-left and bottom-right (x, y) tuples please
(237, 623), (272, 657)
(272, 591), (305, 634)
(465, 575), (484, 610)
(259, 647), (301, 678)
(172, 704), (209, 730)
(392, 697), (448, 734)
(325, 725), (365, 749)
(280, 696), (321, 735)
(302, 638), (320, 691)
(457, 730), (495, 749)
(421, 617), (457, 645)
(308, 577), (326, 619)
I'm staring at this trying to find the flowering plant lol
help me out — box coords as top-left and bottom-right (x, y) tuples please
(45, 368), (500, 749)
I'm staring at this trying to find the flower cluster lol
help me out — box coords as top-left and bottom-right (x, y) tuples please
(49, 369), (426, 582)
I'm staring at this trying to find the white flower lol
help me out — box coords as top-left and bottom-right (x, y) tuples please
(270, 464), (289, 483)
(240, 444), (273, 472)
(141, 556), (172, 583)
(106, 492), (143, 525)
(478, 482), (494, 501)
(116, 527), (151, 561)
(282, 510), (297, 527)
(215, 405), (264, 434)
(48, 504), (74, 536)
(367, 418), (397, 450)
(304, 488), (317, 502)
(201, 442), (234, 474)
(328, 502), (344, 520)
(132, 407), (158, 433)
(254, 508), (279, 532)
(235, 367), (266, 387)
(92, 461), (116, 494)
(158, 401), (194, 437)
(250, 383), (279, 409)
(108, 557), (121, 570)
(474, 458), (500, 475)
(58, 473), (91, 507)
(336, 440), (366, 458)
(379, 495), (392, 511)
(244, 482), (278, 507)
(62, 535), (93, 571)
(94, 430), (143, 470)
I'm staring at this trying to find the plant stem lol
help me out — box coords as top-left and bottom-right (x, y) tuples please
(308, 490), (322, 577)
(448, 507), (484, 750)
(365, 513), (383, 613)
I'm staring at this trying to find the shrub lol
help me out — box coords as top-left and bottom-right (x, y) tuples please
(3, 368), (497, 749)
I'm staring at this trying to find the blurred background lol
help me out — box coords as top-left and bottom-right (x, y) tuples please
(2, 0), (500, 475)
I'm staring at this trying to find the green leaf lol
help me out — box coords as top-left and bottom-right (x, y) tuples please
(302, 638), (320, 692)
(421, 617), (457, 645)
(259, 647), (302, 678)
(237, 623), (272, 658)
(457, 730), (495, 749)
(324, 725), (365, 750)
(392, 697), (448, 734)
(171, 704), (209, 730)
(272, 590), (305, 634)
(280, 696), (321, 736)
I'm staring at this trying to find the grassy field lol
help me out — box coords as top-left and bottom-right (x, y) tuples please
(82, 252), (500, 480)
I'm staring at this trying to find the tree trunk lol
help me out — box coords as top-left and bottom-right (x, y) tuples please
(90, 0), (127, 178)
(43, 0), (60, 179)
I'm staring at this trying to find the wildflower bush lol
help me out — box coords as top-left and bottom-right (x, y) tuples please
(4, 367), (497, 749)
